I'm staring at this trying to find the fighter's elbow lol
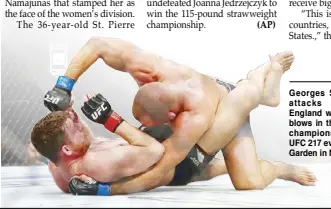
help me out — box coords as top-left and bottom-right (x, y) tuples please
(88, 36), (104, 45)
(54, 180), (71, 194)
(87, 36), (105, 57)
(60, 186), (70, 194)
(151, 143), (165, 163)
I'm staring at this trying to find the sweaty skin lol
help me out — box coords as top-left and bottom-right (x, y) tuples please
(48, 109), (164, 193)
(62, 37), (296, 194)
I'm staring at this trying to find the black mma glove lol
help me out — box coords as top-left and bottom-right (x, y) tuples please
(69, 177), (111, 196)
(81, 93), (124, 133)
(44, 76), (75, 112)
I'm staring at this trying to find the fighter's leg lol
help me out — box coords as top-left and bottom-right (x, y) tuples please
(192, 156), (317, 187)
(197, 119), (275, 184)
(197, 58), (285, 154)
(222, 136), (317, 190)
(274, 161), (317, 186)
(191, 158), (228, 182)
(256, 52), (295, 106)
(245, 51), (293, 82)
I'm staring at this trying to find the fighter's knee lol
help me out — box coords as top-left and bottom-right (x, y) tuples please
(234, 184), (265, 191)
(87, 36), (106, 55)
(233, 179), (266, 191)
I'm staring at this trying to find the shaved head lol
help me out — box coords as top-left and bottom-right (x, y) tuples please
(133, 82), (180, 124)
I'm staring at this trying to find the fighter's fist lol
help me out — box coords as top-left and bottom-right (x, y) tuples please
(44, 76), (75, 112)
(44, 87), (72, 112)
(81, 93), (112, 124)
(81, 93), (124, 133)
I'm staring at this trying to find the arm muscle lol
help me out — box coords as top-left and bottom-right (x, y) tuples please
(84, 145), (164, 183)
(110, 111), (210, 195)
(64, 37), (140, 80)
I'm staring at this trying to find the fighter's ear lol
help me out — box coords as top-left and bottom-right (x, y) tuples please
(167, 112), (177, 121)
(61, 145), (73, 156)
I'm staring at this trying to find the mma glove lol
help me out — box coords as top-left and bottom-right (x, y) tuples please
(44, 76), (75, 112)
(81, 93), (124, 133)
(69, 177), (111, 196)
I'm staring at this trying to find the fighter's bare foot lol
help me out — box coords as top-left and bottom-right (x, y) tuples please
(258, 52), (294, 107)
(256, 55), (283, 106)
(243, 51), (294, 107)
(247, 51), (294, 78)
(276, 162), (317, 186)
(271, 51), (295, 73)
(247, 51), (294, 79)
(268, 55), (283, 74)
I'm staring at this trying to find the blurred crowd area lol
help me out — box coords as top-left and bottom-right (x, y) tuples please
(2, 130), (51, 168)
(1, 137), (47, 166)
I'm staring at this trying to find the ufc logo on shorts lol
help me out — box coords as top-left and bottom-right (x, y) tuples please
(44, 95), (60, 104)
(92, 103), (108, 120)
(190, 157), (200, 167)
